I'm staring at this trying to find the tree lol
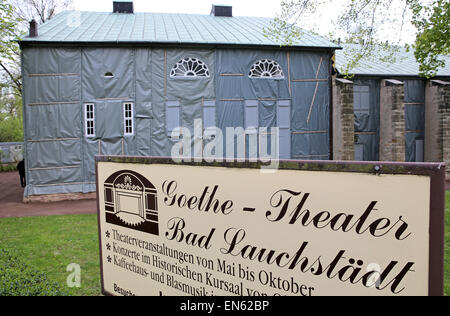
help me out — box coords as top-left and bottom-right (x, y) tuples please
(0, 0), (72, 142)
(0, 88), (23, 142)
(266, 0), (449, 78)
(0, 112), (23, 142)
(10, 0), (73, 29)
(0, 0), (74, 95)
(0, 0), (23, 93)
(409, 0), (449, 77)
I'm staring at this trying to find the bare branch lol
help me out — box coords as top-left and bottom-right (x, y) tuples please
(0, 62), (22, 94)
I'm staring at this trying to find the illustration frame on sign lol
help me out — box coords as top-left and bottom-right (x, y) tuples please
(95, 156), (445, 297)
(103, 170), (159, 235)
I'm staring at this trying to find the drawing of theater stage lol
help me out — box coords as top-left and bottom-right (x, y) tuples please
(104, 170), (159, 235)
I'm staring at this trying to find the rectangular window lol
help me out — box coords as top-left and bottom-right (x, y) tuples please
(245, 100), (259, 130)
(166, 101), (181, 137)
(244, 100), (259, 161)
(84, 103), (95, 138)
(123, 102), (134, 136)
(415, 139), (424, 162)
(277, 100), (291, 159)
(203, 101), (216, 129)
(355, 143), (364, 161)
(354, 86), (370, 114)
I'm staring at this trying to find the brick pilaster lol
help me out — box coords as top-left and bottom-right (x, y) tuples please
(425, 80), (450, 179)
(332, 77), (355, 160)
(380, 79), (406, 162)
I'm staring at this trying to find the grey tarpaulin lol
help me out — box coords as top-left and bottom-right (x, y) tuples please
(404, 80), (425, 162)
(290, 52), (330, 160)
(22, 47), (331, 197)
(216, 50), (331, 160)
(353, 79), (380, 161)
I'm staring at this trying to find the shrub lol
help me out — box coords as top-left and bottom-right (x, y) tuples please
(0, 163), (17, 172)
(0, 249), (68, 296)
(0, 116), (24, 143)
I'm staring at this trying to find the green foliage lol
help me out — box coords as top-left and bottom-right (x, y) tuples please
(0, 86), (24, 142)
(445, 191), (450, 296)
(0, 248), (68, 296)
(0, 115), (23, 142)
(0, 0), (74, 95)
(409, 0), (450, 77)
(0, 0), (23, 92)
(267, 0), (449, 78)
(0, 163), (17, 172)
(263, 0), (319, 46)
(0, 0), (22, 61)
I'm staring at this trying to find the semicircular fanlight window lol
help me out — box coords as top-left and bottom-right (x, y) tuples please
(170, 58), (210, 78)
(249, 59), (285, 79)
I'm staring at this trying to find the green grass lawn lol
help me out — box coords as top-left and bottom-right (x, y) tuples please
(0, 192), (449, 296)
(0, 214), (101, 296)
(445, 191), (450, 296)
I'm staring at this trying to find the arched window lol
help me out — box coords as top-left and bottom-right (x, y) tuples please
(170, 58), (210, 78)
(249, 59), (284, 79)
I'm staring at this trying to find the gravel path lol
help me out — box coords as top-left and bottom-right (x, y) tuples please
(0, 172), (97, 218)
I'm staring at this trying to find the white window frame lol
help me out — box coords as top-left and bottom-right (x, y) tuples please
(170, 58), (210, 78)
(354, 85), (370, 114)
(249, 59), (285, 79)
(355, 143), (364, 161)
(415, 139), (424, 162)
(84, 103), (95, 138)
(123, 102), (134, 136)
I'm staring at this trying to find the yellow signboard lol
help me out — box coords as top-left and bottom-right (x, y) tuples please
(96, 158), (445, 296)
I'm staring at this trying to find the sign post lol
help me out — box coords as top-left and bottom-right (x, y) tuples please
(96, 157), (445, 296)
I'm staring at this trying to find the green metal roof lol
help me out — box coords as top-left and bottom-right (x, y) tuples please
(336, 44), (450, 77)
(20, 10), (339, 49)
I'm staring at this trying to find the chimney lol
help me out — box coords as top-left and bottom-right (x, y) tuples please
(29, 20), (38, 38)
(113, 1), (134, 14)
(211, 4), (232, 17)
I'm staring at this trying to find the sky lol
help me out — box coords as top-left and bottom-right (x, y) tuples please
(73, 0), (283, 17)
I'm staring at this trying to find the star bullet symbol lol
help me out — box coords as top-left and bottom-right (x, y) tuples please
(107, 256), (112, 263)
(106, 244), (111, 251)
(106, 231), (111, 238)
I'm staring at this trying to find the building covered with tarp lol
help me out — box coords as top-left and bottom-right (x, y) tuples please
(335, 44), (450, 162)
(19, 3), (339, 198)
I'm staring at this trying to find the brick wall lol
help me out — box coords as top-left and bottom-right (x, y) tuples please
(426, 81), (450, 179)
(444, 85), (450, 179)
(380, 80), (406, 162)
(332, 77), (355, 160)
